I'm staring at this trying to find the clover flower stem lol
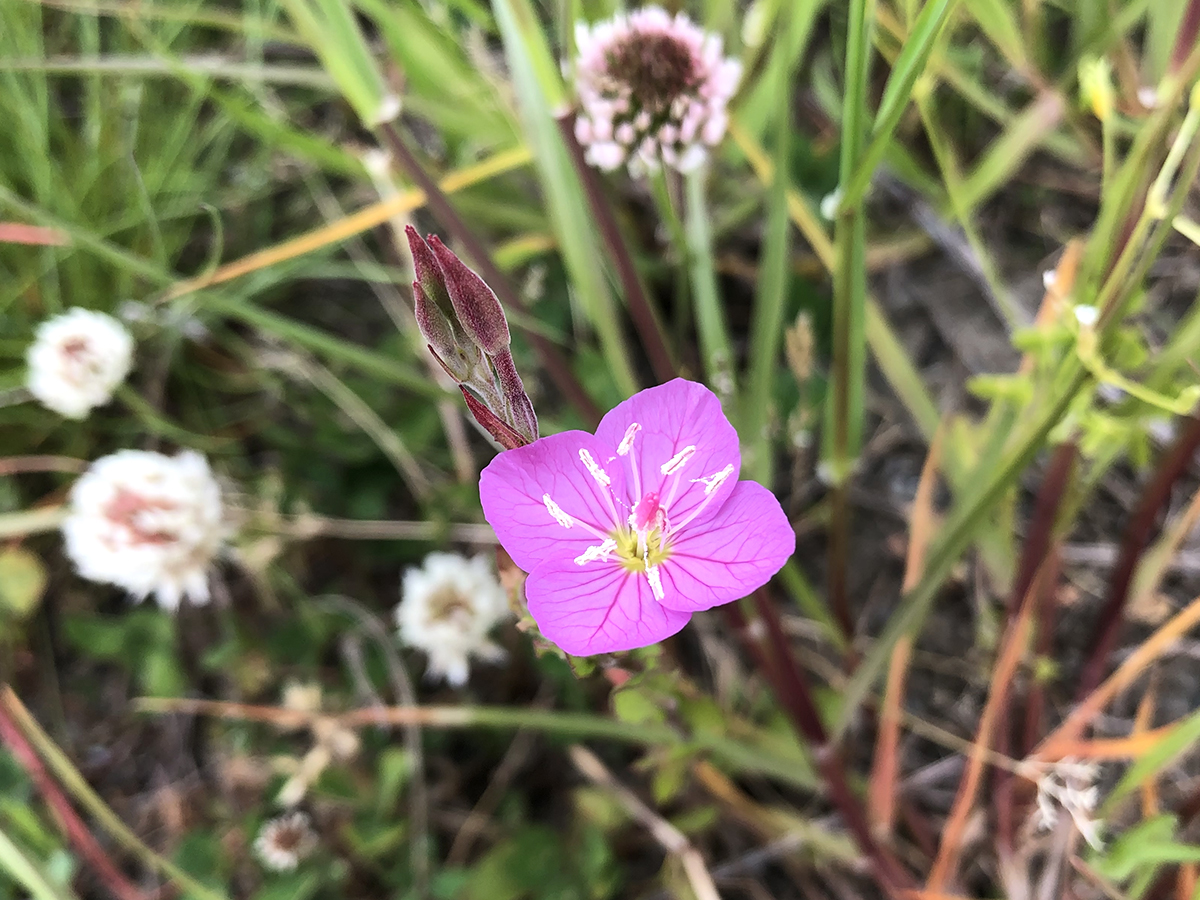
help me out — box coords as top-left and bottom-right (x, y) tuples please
(375, 122), (602, 427)
(556, 110), (677, 385)
(728, 595), (914, 898)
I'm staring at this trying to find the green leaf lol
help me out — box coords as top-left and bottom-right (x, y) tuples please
(0, 548), (47, 622)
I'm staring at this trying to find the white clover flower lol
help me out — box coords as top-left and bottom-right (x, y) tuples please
(572, 5), (741, 177)
(26, 308), (134, 419)
(254, 812), (317, 871)
(396, 552), (508, 686)
(62, 450), (225, 609)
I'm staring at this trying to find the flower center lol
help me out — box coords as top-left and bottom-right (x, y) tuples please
(607, 32), (698, 108)
(613, 525), (670, 573)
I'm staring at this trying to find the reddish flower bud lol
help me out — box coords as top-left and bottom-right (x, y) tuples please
(427, 235), (511, 355)
(413, 281), (478, 383)
(405, 226), (453, 317)
(492, 349), (539, 443)
(460, 386), (528, 450)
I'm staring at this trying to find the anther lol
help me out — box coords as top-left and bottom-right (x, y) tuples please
(617, 422), (641, 456)
(645, 565), (665, 600)
(542, 494), (575, 528)
(692, 463), (734, 495)
(574, 538), (617, 565)
(578, 448), (612, 486)
(660, 445), (696, 475)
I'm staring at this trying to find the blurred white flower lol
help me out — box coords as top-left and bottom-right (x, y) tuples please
(572, 5), (741, 177)
(62, 450), (225, 609)
(397, 552), (507, 686)
(254, 811), (317, 871)
(26, 308), (133, 419)
(1029, 758), (1104, 850)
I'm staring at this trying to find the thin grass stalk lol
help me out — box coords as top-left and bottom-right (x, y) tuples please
(993, 446), (1078, 849)
(835, 363), (1090, 739)
(826, 0), (876, 642)
(377, 123), (602, 426)
(133, 694), (817, 791)
(0, 690), (230, 900)
(926, 558), (1046, 892)
(0, 697), (149, 900)
(744, 59), (792, 486)
(683, 170), (737, 399)
(746, 590), (914, 898)
(554, 110), (675, 384)
(1076, 415), (1200, 700)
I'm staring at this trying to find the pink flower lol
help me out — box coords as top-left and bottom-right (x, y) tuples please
(572, 6), (742, 177)
(479, 379), (794, 655)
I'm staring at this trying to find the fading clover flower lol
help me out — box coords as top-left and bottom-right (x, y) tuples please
(62, 450), (225, 609)
(573, 6), (741, 177)
(26, 308), (133, 419)
(480, 379), (794, 655)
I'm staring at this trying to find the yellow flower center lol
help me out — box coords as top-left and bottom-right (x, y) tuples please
(613, 527), (671, 573)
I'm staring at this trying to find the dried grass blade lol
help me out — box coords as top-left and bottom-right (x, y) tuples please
(869, 425), (944, 837)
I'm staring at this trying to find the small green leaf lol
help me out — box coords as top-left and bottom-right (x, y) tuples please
(0, 548), (47, 622)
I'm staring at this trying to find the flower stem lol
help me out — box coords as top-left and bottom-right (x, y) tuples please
(377, 122), (602, 426)
(555, 110), (677, 385)
(725, 597), (913, 898)
(1077, 414), (1200, 699)
(683, 169), (738, 402)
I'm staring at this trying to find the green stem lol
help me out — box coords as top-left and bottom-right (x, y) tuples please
(684, 170), (737, 403)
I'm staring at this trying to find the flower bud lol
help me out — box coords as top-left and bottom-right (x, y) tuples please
(405, 226), (454, 317)
(460, 386), (528, 450)
(492, 349), (539, 442)
(427, 235), (511, 355)
(413, 281), (478, 382)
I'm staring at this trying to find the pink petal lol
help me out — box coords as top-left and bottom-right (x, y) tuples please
(526, 558), (691, 655)
(480, 431), (626, 573)
(656, 481), (794, 613)
(595, 378), (739, 530)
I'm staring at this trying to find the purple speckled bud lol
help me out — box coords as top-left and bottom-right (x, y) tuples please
(427, 235), (511, 355)
(405, 226), (453, 316)
(492, 349), (538, 442)
(413, 281), (477, 382)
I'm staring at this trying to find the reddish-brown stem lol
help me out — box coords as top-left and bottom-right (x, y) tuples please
(827, 485), (856, 642)
(555, 110), (677, 385)
(993, 443), (1075, 848)
(738, 592), (915, 897)
(377, 123), (602, 426)
(1077, 415), (1200, 700)
(1171, 0), (1200, 73)
(0, 697), (147, 900)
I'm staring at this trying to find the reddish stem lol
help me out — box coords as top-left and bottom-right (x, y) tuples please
(729, 593), (915, 898)
(1171, 0), (1200, 73)
(0, 698), (147, 900)
(555, 110), (677, 385)
(1077, 415), (1200, 700)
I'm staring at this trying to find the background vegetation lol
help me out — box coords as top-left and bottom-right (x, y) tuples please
(2, 0), (1200, 897)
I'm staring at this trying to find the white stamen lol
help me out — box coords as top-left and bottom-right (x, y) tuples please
(543, 494), (574, 528)
(574, 538), (617, 565)
(692, 463), (734, 495)
(617, 422), (641, 455)
(660, 445), (696, 475)
(645, 565), (665, 600)
(578, 448), (612, 486)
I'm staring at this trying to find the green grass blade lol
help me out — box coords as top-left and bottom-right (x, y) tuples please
(744, 58), (793, 484)
(842, 0), (956, 209)
(684, 169), (737, 402)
